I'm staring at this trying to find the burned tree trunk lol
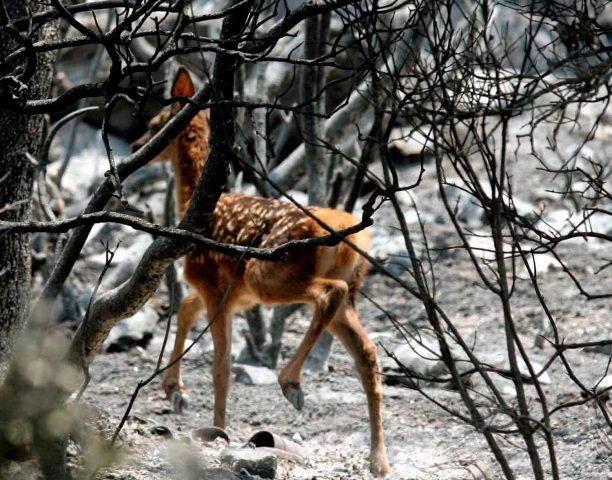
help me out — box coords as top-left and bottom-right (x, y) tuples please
(0, 0), (58, 363)
(302, 13), (334, 373)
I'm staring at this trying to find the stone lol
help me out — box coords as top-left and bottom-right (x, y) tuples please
(479, 352), (552, 385)
(191, 426), (230, 444)
(303, 332), (333, 373)
(220, 448), (277, 479)
(441, 181), (539, 228)
(233, 364), (277, 386)
(383, 336), (551, 388)
(66, 441), (81, 457)
(150, 425), (173, 438)
(104, 306), (158, 352)
(441, 184), (485, 226)
(517, 253), (559, 278)
(387, 339), (445, 378)
(52, 123), (131, 201)
(493, 376), (517, 398)
(388, 126), (432, 162)
(122, 163), (167, 194)
(54, 285), (87, 324)
(466, 461), (494, 479)
(87, 233), (152, 268)
(0, 461), (21, 477)
(199, 468), (239, 480)
(83, 223), (130, 253)
(369, 230), (415, 276)
(102, 259), (137, 290)
(385, 334), (472, 379)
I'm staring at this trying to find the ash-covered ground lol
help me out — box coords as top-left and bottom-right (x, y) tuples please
(75, 242), (611, 480)
(23, 100), (612, 480)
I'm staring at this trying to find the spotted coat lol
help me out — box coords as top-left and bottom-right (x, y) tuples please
(190, 193), (320, 266)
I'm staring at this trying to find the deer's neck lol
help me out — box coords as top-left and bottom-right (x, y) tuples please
(173, 113), (209, 218)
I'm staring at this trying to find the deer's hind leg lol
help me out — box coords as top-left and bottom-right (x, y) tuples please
(276, 278), (349, 410)
(327, 306), (389, 476)
(162, 291), (205, 411)
(245, 257), (348, 410)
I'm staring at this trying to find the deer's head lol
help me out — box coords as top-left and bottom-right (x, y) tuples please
(131, 67), (210, 166)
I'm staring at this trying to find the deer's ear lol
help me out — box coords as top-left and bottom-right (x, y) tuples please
(171, 67), (195, 102)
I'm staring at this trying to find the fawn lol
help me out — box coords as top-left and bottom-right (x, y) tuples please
(132, 68), (389, 476)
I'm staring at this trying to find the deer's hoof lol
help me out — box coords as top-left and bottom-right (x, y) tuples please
(370, 452), (390, 477)
(281, 382), (304, 411)
(163, 377), (180, 397)
(171, 391), (189, 414)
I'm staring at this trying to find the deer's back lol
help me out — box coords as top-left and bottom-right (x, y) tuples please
(209, 193), (320, 248)
(184, 192), (370, 308)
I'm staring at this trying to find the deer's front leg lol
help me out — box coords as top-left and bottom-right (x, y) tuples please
(163, 291), (205, 412)
(328, 307), (389, 477)
(208, 300), (233, 428)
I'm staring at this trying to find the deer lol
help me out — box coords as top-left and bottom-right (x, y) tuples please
(132, 67), (390, 476)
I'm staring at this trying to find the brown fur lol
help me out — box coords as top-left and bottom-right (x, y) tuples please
(133, 68), (389, 476)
